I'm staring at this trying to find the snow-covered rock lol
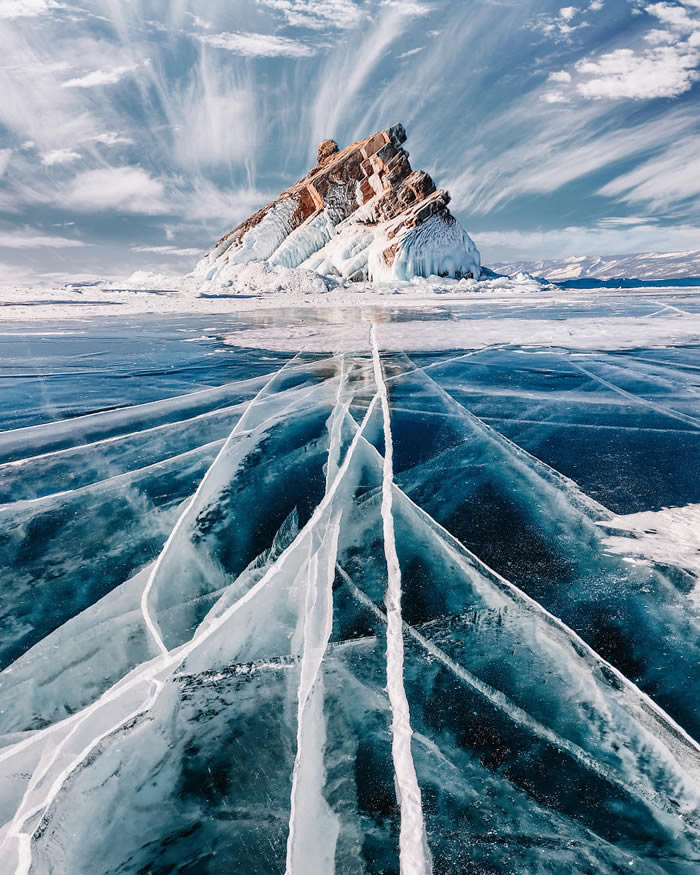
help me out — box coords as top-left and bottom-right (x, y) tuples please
(191, 123), (481, 286)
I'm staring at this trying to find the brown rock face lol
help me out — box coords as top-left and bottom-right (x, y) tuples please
(202, 122), (480, 281)
(317, 139), (339, 165)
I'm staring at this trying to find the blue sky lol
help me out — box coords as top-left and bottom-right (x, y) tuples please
(0, 0), (699, 282)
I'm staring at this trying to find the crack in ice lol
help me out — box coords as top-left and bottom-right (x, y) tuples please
(571, 361), (700, 430)
(370, 322), (431, 875)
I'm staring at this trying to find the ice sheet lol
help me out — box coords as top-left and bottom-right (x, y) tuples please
(0, 301), (699, 873)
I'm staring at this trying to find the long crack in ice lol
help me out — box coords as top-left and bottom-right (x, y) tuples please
(371, 322), (432, 875)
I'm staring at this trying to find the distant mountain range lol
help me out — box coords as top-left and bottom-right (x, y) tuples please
(492, 250), (700, 281)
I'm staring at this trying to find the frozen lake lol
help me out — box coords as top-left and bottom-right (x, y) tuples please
(1, 290), (699, 872)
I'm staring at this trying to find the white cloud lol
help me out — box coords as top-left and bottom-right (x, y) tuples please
(646, 2), (696, 32)
(548, 69), (572, 82)
(257, 0), (368, 30)
(0, 228), (87, 247)
(62, 167), (168, 214)
(542, 90), (570, 102)
(200, 32), (316, 58)
(131, 245), (202, 256)
(381, 0), (433, 13)
(41, 148), (81, 166)
(531, 5), (588, 40)
(644, 27), (676, 44)
(62, 64), (140, 88)
(0, 0), (61, 20)
(397, 46), (424, 59)
(475, 222), (700, 261)
(596, 215), (659, 226)
(576, 45), (700, 99)
(92, 131), (134, 146)
(185, 11), (212, 30)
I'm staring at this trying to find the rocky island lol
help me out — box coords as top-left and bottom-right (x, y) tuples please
(193, 123), (481, 285)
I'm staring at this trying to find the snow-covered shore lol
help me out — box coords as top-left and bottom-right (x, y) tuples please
(2, 264), (699, 354)
(0, 264), (548, 321)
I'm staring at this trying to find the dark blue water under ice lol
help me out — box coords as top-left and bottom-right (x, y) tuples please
(0, 303), (699, 874)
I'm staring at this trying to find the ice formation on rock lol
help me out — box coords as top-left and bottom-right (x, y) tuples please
(192, 123), (481, 285)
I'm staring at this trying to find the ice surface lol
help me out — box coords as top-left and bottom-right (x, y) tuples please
(0, 299), (699, 873)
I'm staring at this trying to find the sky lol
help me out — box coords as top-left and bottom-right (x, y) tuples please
(0, 0), (699, 283)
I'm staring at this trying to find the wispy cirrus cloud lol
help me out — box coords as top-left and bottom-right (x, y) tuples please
(0, 227), (87, 247)
(598, 134), (700, 210)
(62, 63), (142, 88)
(131, 244), (202, 256)
(475, 221), (700, 261)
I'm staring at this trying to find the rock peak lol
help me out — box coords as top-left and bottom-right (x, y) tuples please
(194, 122), (480, 285)
(317, 139), (339, 166)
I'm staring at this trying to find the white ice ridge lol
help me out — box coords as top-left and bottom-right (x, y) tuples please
(286, 361), (347, 875)
(0, 367), (382, 875)
(370, 323), (432, 875)
(140, 351), (309, 655)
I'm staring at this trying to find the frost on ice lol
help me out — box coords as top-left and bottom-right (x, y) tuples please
(1, 326), (700, 873)
(191, 123), (481, 287)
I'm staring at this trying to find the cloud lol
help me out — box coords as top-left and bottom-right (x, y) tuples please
(530, 4), (588, 40)
(62, 64), (141, 88)
(381, 0), (432, 13)
(306, 0), (432, 150)
(596, 215), (659, 226)
(444, 104), (698, 217)
(599, 135), (700, 209)
(557, 0), (700, 100)
(548, 70), (572, 82)
(542, 90), (570, 102)
(575, 45), (700, 99)
(0, 0), (61, 20)
(92, 131), (134, 146)
(256, 0), (368, 30)
(397, 46), (423, 58)
(131, 245), (202, 256)
(162, 56), (258, 172)
(200, 32), (316, 58)
(646, 2), (696, 32)
(41, 148), (81, 165)
(185, 12), (212, 30)
(475, 222), (700, 261)
(0, 228), (87, 247)
(61, 166), (168, 214)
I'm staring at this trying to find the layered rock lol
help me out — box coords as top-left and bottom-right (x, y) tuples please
(192, 123), (480, 285)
